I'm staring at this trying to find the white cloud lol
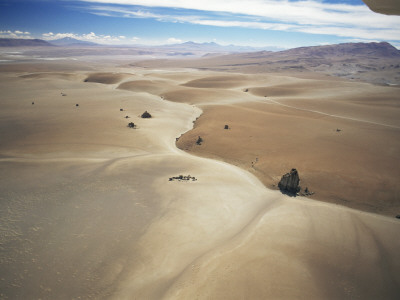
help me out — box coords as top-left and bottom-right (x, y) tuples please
(80, 0), (400, 42)
(0, 30), (33, 39)
(166, 37), (182, 44)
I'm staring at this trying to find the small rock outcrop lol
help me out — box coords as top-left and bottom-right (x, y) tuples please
(128, 122), (135, 128)
(169, 175), (197, 182)
(196, 136), (203, 145)
(301, 186), (314, 196)
(141, 111), (152, 118)
(278, 168), (300, 195)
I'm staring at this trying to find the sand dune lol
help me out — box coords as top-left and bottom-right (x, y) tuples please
(162, 87), (253, 105)
(1, 63), (399, 299)
(182, 74), (250, 89)
(117, 79), (170, 95)
(248, 79), (339, 97)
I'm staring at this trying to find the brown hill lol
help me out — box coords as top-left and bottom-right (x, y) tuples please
(281, 42), (400, 58)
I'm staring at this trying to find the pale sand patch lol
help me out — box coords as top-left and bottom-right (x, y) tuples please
(163, 199), (400, 299)
(0, 65), (399, 299)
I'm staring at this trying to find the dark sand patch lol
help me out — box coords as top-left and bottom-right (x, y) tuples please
(84, 72), (131, 84)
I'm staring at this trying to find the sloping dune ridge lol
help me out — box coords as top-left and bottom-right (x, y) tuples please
(0, 65), (399, 299)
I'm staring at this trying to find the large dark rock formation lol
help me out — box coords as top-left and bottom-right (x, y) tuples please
(278, 168), (300, 195)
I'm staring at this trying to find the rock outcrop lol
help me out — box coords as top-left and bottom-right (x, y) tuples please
(278, 168), (300, 195)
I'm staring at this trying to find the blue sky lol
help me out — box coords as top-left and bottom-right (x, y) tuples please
(1, 0), (400, 49)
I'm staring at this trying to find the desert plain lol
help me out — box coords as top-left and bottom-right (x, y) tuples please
(0, 48), (400, 299)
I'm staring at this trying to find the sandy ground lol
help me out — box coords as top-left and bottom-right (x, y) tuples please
(175, 73), (400, 215)
(0, 62), (400, 299)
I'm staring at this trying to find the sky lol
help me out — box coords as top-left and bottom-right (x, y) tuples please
(1, 0), (400, 49)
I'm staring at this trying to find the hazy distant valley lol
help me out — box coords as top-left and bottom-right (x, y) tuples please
(2, 38), (399, 86)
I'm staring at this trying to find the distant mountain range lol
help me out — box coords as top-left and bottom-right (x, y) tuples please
(48, 37), (99, 46)
(0, 37), (98, 47)
(157, 41), (278, 53)
(0, 37), (277, 52)
(0, 38), (54, 47)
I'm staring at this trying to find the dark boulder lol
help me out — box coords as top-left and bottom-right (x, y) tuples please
(278, 168), (301, 195)
(141, 111), (152, 118)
